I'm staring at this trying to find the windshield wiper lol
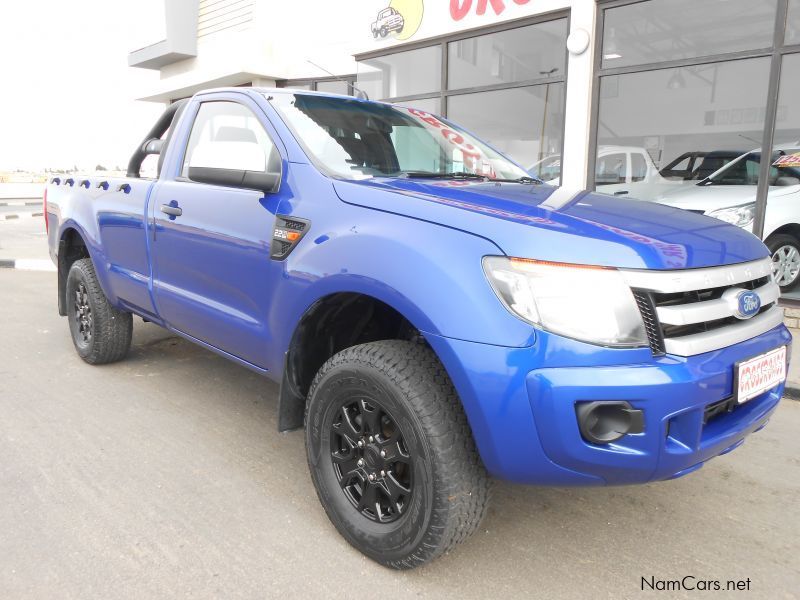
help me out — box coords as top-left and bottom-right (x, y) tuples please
(398, 171), (488, 180)
(488, 175), (542, 184)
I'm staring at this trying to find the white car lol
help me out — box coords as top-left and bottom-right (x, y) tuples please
(530, 145), (686, 198)
(653, 145), (800, 290)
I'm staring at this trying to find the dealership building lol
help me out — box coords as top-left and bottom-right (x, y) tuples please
(130, 0), (800, 292)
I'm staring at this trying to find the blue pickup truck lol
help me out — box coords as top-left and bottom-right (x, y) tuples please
(45, 88), (791, 568)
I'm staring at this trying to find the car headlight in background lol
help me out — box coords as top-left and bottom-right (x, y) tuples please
(707, 203), (756, 228)
(482, 256), (648, 347)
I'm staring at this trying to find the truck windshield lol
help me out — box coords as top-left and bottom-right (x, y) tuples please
(268, 93), (532, 182)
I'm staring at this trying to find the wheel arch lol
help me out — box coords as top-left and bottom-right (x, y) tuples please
(277, 291), (439, 432)
(764, 222), (800, 245)
(57, 226), (92, 316)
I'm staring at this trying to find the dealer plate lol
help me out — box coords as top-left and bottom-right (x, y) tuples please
(735, 346), (787, 404)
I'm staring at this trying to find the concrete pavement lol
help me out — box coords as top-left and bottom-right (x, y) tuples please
(0, 269), (798, 599)
(0, 217), (53, 269)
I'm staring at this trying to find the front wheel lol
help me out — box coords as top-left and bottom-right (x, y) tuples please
(66, 258), (133, 364)
(767, 234), (800, 291)
(305, 340), (490, 569)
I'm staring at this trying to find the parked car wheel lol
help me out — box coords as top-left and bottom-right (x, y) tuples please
(305, 340), (490, 569)
(66, 258), (133, 364)
(766, 234), (800, 291)
(372, 28), (379, 38)
(380, 26), (387, 37)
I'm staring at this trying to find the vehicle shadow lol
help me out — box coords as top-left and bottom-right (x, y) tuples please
(120, 321), (799, 598)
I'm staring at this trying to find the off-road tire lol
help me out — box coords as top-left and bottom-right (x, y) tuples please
(305, 340), (491, 569)
(66, 258), (132, 364)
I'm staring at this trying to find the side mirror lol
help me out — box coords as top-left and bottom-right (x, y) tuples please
(187, 140), (280, 194)
(187, 167), (280, 194)
(143, 138), (164, 156)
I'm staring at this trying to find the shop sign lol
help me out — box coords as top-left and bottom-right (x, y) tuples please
(450, 0), (533, 21)
(366, 0), (555, 47)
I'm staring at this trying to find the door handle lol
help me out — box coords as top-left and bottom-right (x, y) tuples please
(160, 203), (183, 217)
(614, 190), (629, 196)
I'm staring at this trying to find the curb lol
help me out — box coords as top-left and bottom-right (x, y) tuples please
(2, 211), (44, 220)
(0, 258), (56, 272)
(0, 200), (42, 207)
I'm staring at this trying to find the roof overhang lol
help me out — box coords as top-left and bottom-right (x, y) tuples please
(128, 0), (200, 70)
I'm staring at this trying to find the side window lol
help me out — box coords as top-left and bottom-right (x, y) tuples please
(595, 153), (627, 185)
(181, 101), (276, 178)
(631, 153), (648, 182)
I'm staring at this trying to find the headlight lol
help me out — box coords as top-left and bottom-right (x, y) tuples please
(707, 203), (755, 228)
(482, 256), (648, 347)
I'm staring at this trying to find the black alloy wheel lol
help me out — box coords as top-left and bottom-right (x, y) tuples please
(330, 396), (413, 523)
(73, 281), (93, 347)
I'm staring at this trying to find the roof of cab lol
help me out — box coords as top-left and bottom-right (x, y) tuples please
(194, 86), (379, 104)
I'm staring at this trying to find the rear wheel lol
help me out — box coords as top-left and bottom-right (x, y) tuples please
(767, 234), (800, 291)
(66, 258), (132, 364)
(305, 340), (490, 569)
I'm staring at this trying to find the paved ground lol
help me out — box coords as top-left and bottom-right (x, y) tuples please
(0, 216), (49, 263)
(1, 269), (799, 599)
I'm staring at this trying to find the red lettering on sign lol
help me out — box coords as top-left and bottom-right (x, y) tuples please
(476, 0), (506, 16)
(450, 0), (532, 21)
(450, 0), (471, 20)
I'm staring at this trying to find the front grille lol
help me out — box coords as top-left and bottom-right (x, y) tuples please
(621, 258), (781, 357)
(659, 305), (772, 339)
(632, 291), (665, 355)
(653, 275), (771, 340)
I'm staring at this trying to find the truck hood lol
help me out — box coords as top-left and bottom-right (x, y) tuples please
(332, 179), (768, 270)
(653, 183), (796, 212)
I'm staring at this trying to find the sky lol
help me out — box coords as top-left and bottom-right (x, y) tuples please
(0, 2), (164, 172)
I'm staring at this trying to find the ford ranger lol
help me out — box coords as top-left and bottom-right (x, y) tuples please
(45, 88), (791, 569)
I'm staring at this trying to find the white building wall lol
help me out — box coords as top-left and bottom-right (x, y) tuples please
(131, 0), (598, 187)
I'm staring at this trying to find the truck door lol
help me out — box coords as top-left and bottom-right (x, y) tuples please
(149, 98), (286, 369)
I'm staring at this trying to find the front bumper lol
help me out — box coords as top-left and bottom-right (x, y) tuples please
(424, 323), (791, 485)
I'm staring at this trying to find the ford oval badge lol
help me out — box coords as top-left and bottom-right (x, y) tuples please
(736, 290), (761, 319)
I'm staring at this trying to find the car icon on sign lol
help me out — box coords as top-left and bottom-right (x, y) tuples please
(371, 7), (405, 38)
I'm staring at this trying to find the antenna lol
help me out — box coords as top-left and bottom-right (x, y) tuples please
(306, 60), (369, 100)
(738, 134), (761, 146)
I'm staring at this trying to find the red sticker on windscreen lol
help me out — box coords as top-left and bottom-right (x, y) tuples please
(773, 152), (800, 167)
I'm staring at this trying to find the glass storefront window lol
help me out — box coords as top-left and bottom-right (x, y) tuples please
(357, 46), (442, 100)
(602, 0), (778, 68)
(447, 19), (567, 89)
(394, 97), (441, 115)
(766, 52), (800, 294)
(316, 80), (351, 95)
(594, 57), (771, 200)
(447, 84), (564, 173)
(787, 0), (800, 45)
